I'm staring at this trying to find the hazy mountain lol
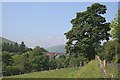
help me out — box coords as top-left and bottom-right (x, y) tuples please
(0, 37), (16, 45)
(0, 37), (16, 50)
(0, 37), (65, 53)
(45, 44), (66, 53)
(0, 37), (29, 49)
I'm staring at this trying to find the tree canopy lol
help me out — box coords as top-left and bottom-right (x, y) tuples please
(65, 3), (110, 60)
(108, 9), (120, 63)
(110, 9), (120, 43)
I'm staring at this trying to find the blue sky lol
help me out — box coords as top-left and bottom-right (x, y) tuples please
(2, 2), (118, 48)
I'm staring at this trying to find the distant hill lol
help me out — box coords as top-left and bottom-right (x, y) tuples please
(0, 37), (16, 45)
(0, 37), (29, 50)
(0, 37), (16, 50)
(45, 45), (66, 53)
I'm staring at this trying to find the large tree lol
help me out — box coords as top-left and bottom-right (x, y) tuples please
(65, 3), (110, 60)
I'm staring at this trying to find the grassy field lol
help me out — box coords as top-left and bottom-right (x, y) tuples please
(105, 63), (119, 78)
(75, 60), (103, 78)
(3, 60), (103, 79)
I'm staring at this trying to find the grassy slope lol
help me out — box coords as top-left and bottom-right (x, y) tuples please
(75, 60), (103, 78)
(4, 60), (103, 78)
(106, 64), (118, 78)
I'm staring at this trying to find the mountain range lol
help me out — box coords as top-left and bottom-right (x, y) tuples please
(45, 45), (66, 53)
(0, 37), (66, 53)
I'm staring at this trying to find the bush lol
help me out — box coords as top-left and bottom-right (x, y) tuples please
(3, 66), (20, 76)
(104, 40), (120, 63)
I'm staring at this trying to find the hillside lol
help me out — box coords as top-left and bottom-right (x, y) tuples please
(0, 37), (16, 50)
(45, 44), (65, 53)
(3, 60), (103, 78)
(0, 37), (29, 49)
(0, 37), (15, 45)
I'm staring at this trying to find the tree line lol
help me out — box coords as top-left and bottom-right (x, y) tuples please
(2, 45), (49, 76)
(2, 42), (32, 53)
(2, 42), (83, 76)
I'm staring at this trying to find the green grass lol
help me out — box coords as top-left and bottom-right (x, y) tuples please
(75, 60), (103, 78)
(4, 60), (103, 78)
(106, 63), (118, 78)
(4, 68), (79, 78)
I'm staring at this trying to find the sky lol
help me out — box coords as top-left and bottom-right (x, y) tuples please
(2, 2), (118, 48)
